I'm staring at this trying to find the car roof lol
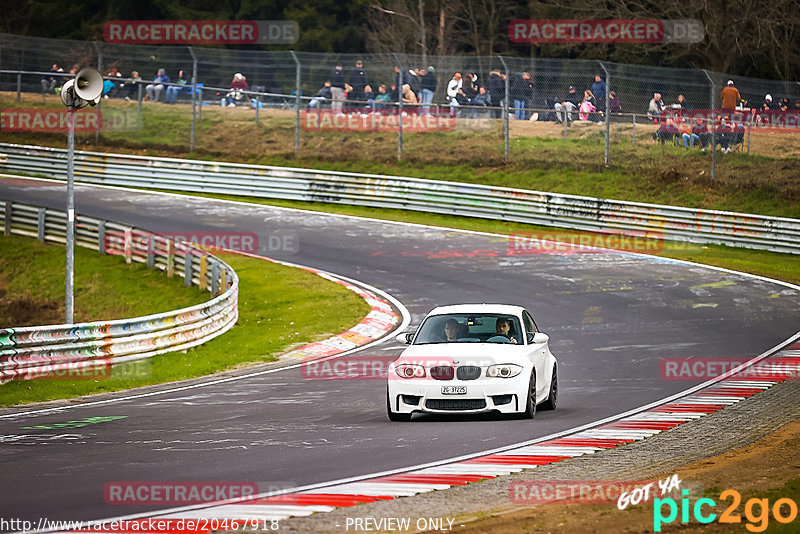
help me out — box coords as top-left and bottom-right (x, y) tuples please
(426, 304), (527, 316)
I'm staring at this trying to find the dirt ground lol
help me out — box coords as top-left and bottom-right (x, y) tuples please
(446, 417), (800, 533)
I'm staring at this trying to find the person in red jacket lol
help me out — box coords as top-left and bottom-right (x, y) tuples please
(221, 73), (249, 107)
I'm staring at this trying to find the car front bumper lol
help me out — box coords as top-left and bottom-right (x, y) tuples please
(387, 375), (530, 415)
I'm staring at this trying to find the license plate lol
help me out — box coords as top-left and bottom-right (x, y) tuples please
(441, 386), (467, 395)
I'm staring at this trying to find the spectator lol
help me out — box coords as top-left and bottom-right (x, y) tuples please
(347, 59), (369, 111)
(146, 68), (170, 102)
(608, 91), (622, 114)
(308, 80), (332, 109)
(41, 63), (62, 94)
(472, 86), (491, 118)
(421, 66), (437, 115)
(762, 94), (778, 111)
(511, 72), (533, 120)
(720, 80), (740, 111)
(591, 74), (606, 113)
(486, 70), (505, 119)
(406, 68), (423, 100)
(462, 73), (478, 102)
(579, 89), (597, 121)
(554, 85), (581, 122)
(682, 117), (711, 149)
(794, 99), (800, 111)
(122, 71), (142, 101)
(669, 94), (688, 110)
(652, 116), (679, 143)
(778, 97), (790, 111)
(716, 118), (737, 152)
(103, 67), (122, 99)
(220, 73), (249, 107)
(647, 92), (664, 120)
(165, 69), (188, 103)
(330, 64), (346, 113)
(362, 84), (374, 113)
(447, 73), (462, 116)
(374, 84), (391, 112)
(401, 83), (418, 112)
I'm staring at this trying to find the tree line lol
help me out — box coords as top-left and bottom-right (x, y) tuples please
(4, 0), (798, 81)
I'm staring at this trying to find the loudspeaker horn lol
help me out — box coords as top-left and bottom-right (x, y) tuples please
(74, 67), (103, 102)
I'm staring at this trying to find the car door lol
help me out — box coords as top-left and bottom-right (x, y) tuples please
(523, 310), (548, 401)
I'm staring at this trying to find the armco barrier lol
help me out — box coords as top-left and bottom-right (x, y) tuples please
(0, 200), (238, 381)
(1, 143), (800, 254)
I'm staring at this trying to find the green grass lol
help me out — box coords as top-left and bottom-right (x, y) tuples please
(0, 236), (370, 406)
(2, 92), (799, 219)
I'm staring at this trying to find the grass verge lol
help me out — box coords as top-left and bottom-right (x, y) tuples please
(2, 92), (799, 218)
(0, 236), (370, 406)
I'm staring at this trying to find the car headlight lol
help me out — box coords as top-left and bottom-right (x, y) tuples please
(487, 364), (523, 378)
(395, 364), (426, 378)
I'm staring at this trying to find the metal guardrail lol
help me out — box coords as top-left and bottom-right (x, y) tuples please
(1, 142), (799, 254)
(0, 199), (239, 381)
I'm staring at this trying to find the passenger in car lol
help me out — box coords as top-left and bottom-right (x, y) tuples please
(495, 318), (518, 344)
(444, 318), (460, 342)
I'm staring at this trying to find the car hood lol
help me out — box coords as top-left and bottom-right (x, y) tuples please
(396, 343), (527, 367)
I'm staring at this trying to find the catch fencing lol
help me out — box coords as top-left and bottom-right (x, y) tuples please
(2, 32), (799, 165)
(2, 142), (799, 255)
(0, 199), (239, 381)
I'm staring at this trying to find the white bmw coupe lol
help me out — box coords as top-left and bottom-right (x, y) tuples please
(387, 304), (558, 421)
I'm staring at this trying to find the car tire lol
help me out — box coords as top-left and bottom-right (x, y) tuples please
(539, 366), (558, 411)
(387, 391), (412, 422)
(521, 371), (536, 419)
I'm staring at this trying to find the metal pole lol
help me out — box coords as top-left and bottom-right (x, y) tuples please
(599, 61), (610, 164)
(747, 125), (751, 155)
(290, 51), (301, 158)
(702, 69), (716, 179)
(563, 109), (568, 139)
(632, 114), (636, 144)
(138, 83), (143, 113)
(66, 106), (76, 324)
(189, 46), (197, 153)
(394, 53), (404, 161)
(498, 56), (510, 161)
(17, 72), (21, 102)
(94, 42), (102, 144)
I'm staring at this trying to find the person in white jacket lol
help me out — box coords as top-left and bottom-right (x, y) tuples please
(447, 73), (462, 116)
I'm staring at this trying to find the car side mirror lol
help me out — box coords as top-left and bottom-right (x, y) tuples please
(528, 332), (549, 344)
(395, 332), (413, 344)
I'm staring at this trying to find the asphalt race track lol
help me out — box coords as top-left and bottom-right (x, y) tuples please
(1, 176), (799, 526)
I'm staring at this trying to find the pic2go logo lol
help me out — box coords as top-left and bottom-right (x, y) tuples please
(654, 489), (799, 532)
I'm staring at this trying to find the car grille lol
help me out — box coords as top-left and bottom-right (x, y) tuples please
(426, 399), (487, 411)
(430, 366), (454, 380)
(456, 366), (481, 380)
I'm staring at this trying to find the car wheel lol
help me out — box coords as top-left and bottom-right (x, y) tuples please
(539, 366), (558, 411)
(387, 391), (412, 422)
(521, 371), (536, 419)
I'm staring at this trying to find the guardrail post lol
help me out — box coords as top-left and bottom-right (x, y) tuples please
(220, 267), (228, 294)
(184, 252), (193, 286)
(37, 208), (45, 242)
(16, 72), (21, 102)
(166, 240), (174, 277)
(198, 87), (203, 120)
(563, 110), (568, 139)
(747, 125), (751, 155)
(97, 220), (106, 253)
(4, 202), (12, 235)
(146, 235), (155, 268)
(137, 83), (143, 113)
(211, 261), (220, 295)
(124, 228), (132, 264)
(632, 114), (636, 144)
(199, 255), (207, 291)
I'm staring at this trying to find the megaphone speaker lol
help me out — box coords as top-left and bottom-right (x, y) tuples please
(60, 79), (76, 107)
(74, 67), (103, 101)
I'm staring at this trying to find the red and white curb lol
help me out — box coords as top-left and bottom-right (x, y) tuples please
(138, 343), (800, 523)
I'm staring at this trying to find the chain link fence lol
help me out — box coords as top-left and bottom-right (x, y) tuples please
(2, 32), (799, 166)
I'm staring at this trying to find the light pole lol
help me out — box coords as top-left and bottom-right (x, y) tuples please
(59, 67), (103, 324)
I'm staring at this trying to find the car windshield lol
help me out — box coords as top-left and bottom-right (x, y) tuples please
(413, 313), (523, 344)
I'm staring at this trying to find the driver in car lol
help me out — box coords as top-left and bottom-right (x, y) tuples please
(444, 318), (460, 342)
(495, 317), (518, 344)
